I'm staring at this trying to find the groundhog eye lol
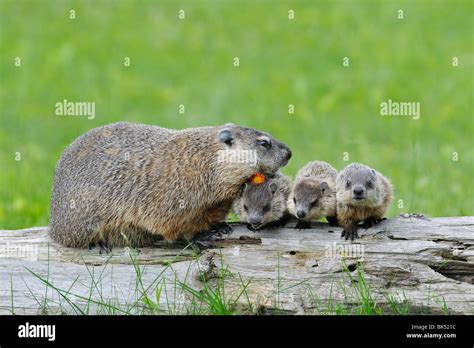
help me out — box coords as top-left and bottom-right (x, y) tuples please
(366, 180), (373, 188)
(310, 199), (318, 207)
(257, 139), (271, 149)
(293, 197), (296, 204)
(346, 180), (351, 188)
(244, 205), (248, 212)
(263, 204), (271, 212)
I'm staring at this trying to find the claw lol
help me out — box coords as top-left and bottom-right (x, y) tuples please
(99, 241), (112, 254)
(341, 222), (359, 241)
(89, 241), (112, 254)
(246, 223), (259, 232)
(209, 222), (233, 235)
(192, 240), (216, 251)
(191, 223), (231, 251)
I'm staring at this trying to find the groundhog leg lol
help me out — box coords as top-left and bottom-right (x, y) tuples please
(158, 217), (218, 243)
(89, 240), (113, 254)
(208, 221), (233, 235)
(157, 197), (235, 249)
(199, 201), (234, 235)
(87, 227), (113, 253)
(326, 216), (339, 227)
(190, 222), (234, 250)
(360, 216), (383, 229)
(265, 213), (292, 229)
(341, 221), (359, 241)
(295, 220), (312, 229)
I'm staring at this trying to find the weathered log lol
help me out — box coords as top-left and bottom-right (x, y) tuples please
(0, 215), (472, 315)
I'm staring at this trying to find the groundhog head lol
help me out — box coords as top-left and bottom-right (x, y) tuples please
(337, 163), (380, 206)
(238, 180), (279, 229)
(216, 125), (292, 176)
(288, 178), (329, 220)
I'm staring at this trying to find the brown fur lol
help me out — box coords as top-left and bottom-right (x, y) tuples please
(49, 122), (291, 248)
(336, 163), (393, 239)
(233, 172), (292, 229)
(288, 161), (338, 222)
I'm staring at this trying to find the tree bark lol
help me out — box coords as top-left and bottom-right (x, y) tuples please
(0, 215), (472, 314)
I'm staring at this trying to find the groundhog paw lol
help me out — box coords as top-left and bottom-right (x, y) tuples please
(246, 223), (260, 232)
(360, 217), (383, 229)
(209, 222), (233, 235)
(190, 232), (221, 251)
(89, 241), (113, 254)
(341, 225), (359, 241)
(295, 220), (312, 230)
(327, 216), (339, 227)
(191, 223), (233, 251)
(192, 239), (218, 251)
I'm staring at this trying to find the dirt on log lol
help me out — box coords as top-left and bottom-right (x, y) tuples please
(0, 215), (473, 315)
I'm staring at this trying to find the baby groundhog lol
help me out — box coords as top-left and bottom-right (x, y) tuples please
(49, 122), (292, 249)
(233, 172), (292, 231)
(287, 161), (338, 229)
(336, 163), (393, 241)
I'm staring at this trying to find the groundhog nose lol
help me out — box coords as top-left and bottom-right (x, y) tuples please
(249, 217), (262, 225)
(278, 143), (292, 161)
(296, 210), (306, 219)
(353, 187), (364, 196)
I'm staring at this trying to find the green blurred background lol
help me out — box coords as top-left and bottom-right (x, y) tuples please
(0, 0), (473, 229)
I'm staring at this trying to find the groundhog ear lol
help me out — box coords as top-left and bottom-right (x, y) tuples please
(269, 182), (278, 194)
(218, 129), (234, 146)
(320, 181), (328, 192)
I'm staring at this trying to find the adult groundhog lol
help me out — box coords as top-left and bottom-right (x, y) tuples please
(287, 161), (338, 229)
(336, 163), (393, 241)
(233, 172), (292, 231)
(49, 122), (292, 249)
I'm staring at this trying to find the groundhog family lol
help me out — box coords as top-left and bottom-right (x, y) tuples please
(236, 160), (393, 240)
(49, 122), (392, 249)
(50, 122), (291, 249)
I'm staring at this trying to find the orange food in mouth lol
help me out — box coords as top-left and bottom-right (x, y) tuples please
(249, 172), (266, 184)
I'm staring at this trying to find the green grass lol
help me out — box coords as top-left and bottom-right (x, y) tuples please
(302, 260), (451, 315)
(18, 247), (451, 315)
(0, 0), (473, 228)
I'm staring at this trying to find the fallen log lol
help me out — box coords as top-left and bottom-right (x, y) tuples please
(0, 215), (472, 315)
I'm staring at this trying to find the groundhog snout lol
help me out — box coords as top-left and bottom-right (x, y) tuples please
(283, 145), (292, 160)
(248, 216), (263, 226)
(278, 143), (292, 164)
(296, 210), (307, 219)
(284, 148), (292, 161)
(352, 185), (366, 199)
